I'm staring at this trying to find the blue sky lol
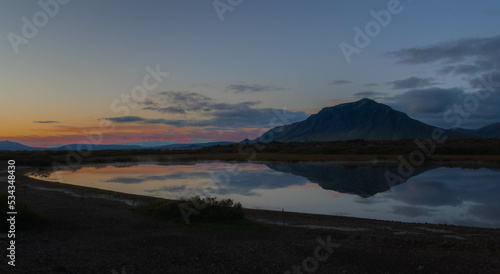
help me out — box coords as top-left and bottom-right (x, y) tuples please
(1, 0), (500, 146)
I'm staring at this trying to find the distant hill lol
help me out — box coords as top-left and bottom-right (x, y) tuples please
(154, 142), (236, 150)
(0, 140), (45, 151)
(255, 98), (490, 142)
(0, 140), (236, 151)
(450, 123), (500, 138)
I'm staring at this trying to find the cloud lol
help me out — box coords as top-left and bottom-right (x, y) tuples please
(387, 35), (500, 87)
(227, 84), (286, 93)
(353, 91), (386, 98)
(385, 88), (464, 114)
(330, 80), (351, 85)
(143, 106), (186, 114)
(33, 121), (60, 124)
(469, 72), (500, 89)
(385, 35), (500, 128)
(391, 77), (436, 89)
(103, 116), (188, 127)
(105, 108), (308, 129)
(105, 91), (309, 129)
(387, 35), (500, 66)
(142, 91), (260, 114)
(383, 86), (500, 128)
(364, 83), (378, 87)
(142, 91), (214, 113)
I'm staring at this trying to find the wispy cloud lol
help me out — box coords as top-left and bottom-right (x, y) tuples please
(387, 35), (500, 66)
(33, 121), (60, 124)
(143, 106), (186, 114)
(227, 84), (286, 93)
(104, 116), (189, 127)
(391, 77), (436, 89)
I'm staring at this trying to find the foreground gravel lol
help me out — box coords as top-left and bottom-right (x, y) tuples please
(1, 175), (499, 273)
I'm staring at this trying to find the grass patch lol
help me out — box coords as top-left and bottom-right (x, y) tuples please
(0, 191), (45, 232)
(135, 196), (244, 223)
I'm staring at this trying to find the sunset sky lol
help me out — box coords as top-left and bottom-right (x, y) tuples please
(1, 0), (500, 147)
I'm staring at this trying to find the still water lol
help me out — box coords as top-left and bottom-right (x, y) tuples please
(30, 162), (500, 228)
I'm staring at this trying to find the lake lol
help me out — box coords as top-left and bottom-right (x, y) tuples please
(29, 162), (500, 228)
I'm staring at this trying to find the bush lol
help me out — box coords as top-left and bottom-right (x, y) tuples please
(135, 196), (244, 223)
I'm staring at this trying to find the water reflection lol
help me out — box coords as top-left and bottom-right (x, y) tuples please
(29, 162), (500, 228)
(266, 163), (435, 198)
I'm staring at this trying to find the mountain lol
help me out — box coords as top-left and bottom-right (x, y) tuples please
(477, 123), (500, 138)
(255, 98), (472, 142)
(451, 123), (500, 138)
(0, 140), (45, 151)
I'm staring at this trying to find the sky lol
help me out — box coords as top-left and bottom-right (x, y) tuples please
(1, 0), (500, 147)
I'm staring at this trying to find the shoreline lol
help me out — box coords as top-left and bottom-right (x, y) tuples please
(1, 173), (499, 272)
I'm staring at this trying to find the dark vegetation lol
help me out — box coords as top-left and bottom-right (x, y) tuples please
(134, 196), (247, 226)
(1, 138), (500, 167)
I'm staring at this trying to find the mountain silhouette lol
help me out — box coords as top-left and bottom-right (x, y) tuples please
(256, 98), (492, 142)
(0, 140), (44, 151)
(450, 122), (500, 138)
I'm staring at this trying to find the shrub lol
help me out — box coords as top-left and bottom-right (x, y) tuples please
(135, 196), (244, 223)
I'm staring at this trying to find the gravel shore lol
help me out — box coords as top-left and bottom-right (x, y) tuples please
(1, 175), (499, 273)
